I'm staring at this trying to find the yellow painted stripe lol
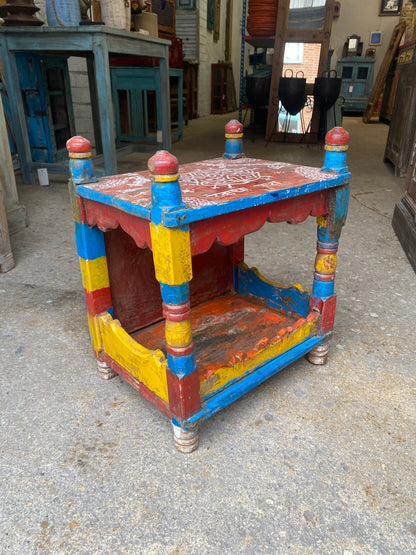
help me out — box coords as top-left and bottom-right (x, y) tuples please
(325, 144), (348, 152)
(152, 173), (180, 182)
(87, 313), (103, 354)
(201, 318), (317, 398)
(315, 253), (337, 274)
(79, 256), (110, 293)
(98, 312), (168, 402)
(165, 319), (192, 348)
(150, 223), (192, 286)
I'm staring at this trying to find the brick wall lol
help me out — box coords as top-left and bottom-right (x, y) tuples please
(283, 43), (322, 83)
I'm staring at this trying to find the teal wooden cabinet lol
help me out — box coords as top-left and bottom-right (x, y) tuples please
(337, 57), (375, 113)
(15, 53), (75, 163)
(111, 66), (183, 145)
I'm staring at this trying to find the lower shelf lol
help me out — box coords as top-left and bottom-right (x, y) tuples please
(132, 293), (318, 400)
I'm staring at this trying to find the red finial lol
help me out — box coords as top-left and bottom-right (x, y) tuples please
(225, 119), (243, 135)
(325, 127), (349, 146)
(66, 136), (92, 154)
(148, 150), (179, 176)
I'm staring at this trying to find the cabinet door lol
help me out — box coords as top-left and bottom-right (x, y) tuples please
(405, 133), (416, 214)
(384, 63), (416, 177)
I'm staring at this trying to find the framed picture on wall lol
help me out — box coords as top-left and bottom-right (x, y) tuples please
(370, 31), (383, 45)
(380, 0), (402, 15)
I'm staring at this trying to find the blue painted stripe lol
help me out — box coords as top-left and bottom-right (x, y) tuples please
(160, 282), (190, 304)
(184, 335), (324, 424)
(167, 352), (195, 378)
(322, 150), (348, 173)
(235, 264), (310, 317)
(77, 173), (351, 228)
(74, 222), (106, 261)
(312, 279), (335, 298)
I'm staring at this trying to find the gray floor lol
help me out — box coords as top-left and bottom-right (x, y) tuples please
(1, 114), (415, 554)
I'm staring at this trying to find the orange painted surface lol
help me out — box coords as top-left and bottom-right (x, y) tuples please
(132, 294), (317, 397)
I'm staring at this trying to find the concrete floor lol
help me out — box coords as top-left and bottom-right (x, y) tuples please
(1, 114), (415, 554)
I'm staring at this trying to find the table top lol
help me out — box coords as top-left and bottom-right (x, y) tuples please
(0, 26), (170, 54)
(78, 156), (350, 227)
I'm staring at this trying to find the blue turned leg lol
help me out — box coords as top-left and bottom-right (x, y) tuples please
(307, 127), (351, 365)
(223, 120), (245, 159)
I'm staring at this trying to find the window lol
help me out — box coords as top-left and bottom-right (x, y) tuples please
(284, 43), (304, 64)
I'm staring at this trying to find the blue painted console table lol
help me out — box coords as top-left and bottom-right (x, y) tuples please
(0, 27), (171, 183)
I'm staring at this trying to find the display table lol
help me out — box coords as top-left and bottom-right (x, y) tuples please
(67, 121), (351, 452)
(0, 27), (171, 183)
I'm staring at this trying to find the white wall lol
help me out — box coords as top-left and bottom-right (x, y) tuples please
(198, 0), (230, 115)
(330, 0), (401, 76)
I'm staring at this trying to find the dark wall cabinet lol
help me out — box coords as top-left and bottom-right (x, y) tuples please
(384, 62), (416, 177)
(392, 129), (416, 273)
(337, 56), (375, 113)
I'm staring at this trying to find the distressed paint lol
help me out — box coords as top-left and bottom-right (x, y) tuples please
(98, 312), (169, 402)
(133, 293), (318, 399)
(74, 221), (107, 260)
(201, 312), (317, 399)
(66, 128), (352, 450)
(166, 369), (201, 419)
(317, 186), (351, 243)
(160, 282), (190, 305)
(165, 319), (193, 349)
(66, 136), (98, 184)
(186, 335), (325, 424)
(223, 119), (245, 159)
(314, 252), (337, 275)
(87, 313), (103, 354)
(77, 157), (350, 228)
(150, 223), (192, 285)
(310, 295), (337, 335)
(83, 287), (112, 316)
(79, 256), (110, 293)
(321, 127), (350, 174)
(166, 352), (195, 378)
(235, 263), (310, 318)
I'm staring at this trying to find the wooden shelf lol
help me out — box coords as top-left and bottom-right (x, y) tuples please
(132, 292), (316, 400)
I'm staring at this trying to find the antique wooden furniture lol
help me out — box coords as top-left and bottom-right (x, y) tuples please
(67, 121), (351, 453)
(362, 21), (406, 123)
(336, 57), (375, 114)
(211, 63), (237, 114)
(380, 40), (416, 124)
(14, 53), (75, 164)
(392, 128), (416, 273)
(111, 66), (183, 145)
(384, 60), (416, 176)
(0, 26), (171, 183)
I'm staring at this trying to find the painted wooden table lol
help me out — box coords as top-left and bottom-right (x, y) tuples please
(67, 120), (351, 452)
(0, 26), (171, 184)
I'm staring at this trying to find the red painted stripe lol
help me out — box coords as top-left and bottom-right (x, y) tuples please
(320, 295), (337, 334)
(163, 302), (191, 321)
(166, 343), (194, 357)
(100, 353), (172, 418)
(84, 287), (112, 316)
(166, 369), (201, 420)
(313, 272), (335, 282)
(309, 295), (337, 335)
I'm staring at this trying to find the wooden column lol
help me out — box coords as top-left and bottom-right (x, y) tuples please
(0, 94), (26, 235)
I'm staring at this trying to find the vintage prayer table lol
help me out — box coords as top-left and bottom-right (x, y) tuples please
(67, 121), (351, 452)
